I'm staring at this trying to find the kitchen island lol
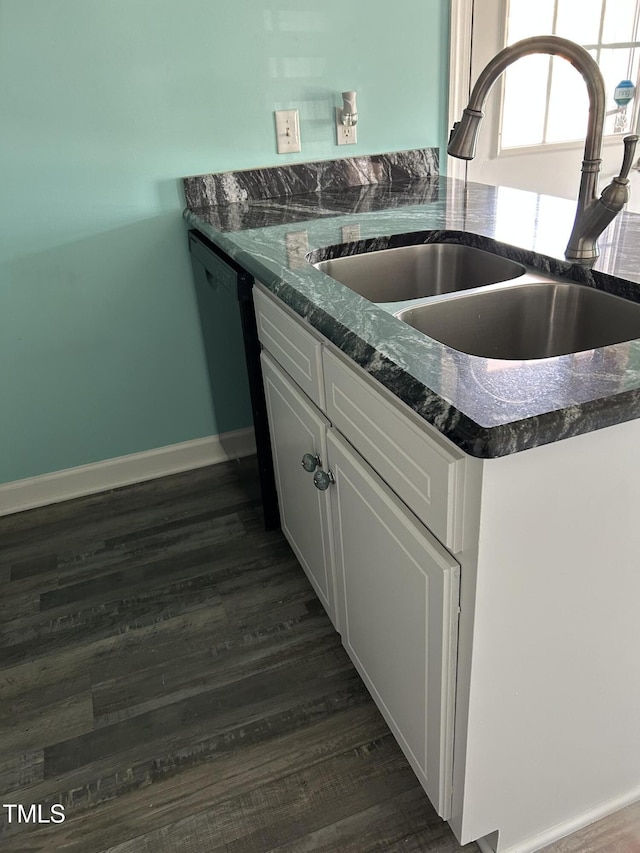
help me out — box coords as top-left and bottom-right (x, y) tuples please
(184, 149), (640, 853)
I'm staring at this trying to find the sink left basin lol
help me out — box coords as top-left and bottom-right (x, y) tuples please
(313, 242), (526, 302)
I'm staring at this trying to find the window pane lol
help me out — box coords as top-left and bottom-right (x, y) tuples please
(501, 55), (550, 147)
(555, 0), (604, 44)
(546, 57), (590, 142)
(506, 0), (555, 43)
(501, 0), (640, 147)
(602, 0), (640, 43)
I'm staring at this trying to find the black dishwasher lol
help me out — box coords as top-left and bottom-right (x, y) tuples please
(188, 230), (279, 530)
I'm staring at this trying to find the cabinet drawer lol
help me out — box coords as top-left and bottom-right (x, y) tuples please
(323, 348), (466, 552)
(254, 286), (324, 409)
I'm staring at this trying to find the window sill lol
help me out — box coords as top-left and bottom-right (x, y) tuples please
(496, 134), (632, 158)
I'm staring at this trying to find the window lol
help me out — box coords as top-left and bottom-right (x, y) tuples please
(500, 0), (640, 149)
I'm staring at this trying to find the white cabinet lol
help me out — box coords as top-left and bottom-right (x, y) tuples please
(260, 350), (337, 626)
(328, 427), (460, 817)
(254, 280), (640, 852)
(256, 285), (461, 819)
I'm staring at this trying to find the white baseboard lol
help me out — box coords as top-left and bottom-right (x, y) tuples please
(0, 428), (256, 517)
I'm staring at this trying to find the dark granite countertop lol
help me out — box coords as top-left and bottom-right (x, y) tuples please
(183, 149), (640, 458)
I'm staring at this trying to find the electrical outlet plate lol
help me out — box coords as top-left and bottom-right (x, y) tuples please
(336, 107), (357, 145)
(275, 109), (301, 154)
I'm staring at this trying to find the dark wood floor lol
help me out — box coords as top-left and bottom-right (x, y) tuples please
(0, 457), (474, 852)
(2, 457), (638, 853)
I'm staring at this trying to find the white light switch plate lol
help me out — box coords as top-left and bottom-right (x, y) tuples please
(275, 109), (301, 154)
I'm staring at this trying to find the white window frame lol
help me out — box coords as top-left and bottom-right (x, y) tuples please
(447, 0), (474, 182)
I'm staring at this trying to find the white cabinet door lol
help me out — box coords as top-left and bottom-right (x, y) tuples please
(327, 428), (460, 818)
(260, 352), (337, 627)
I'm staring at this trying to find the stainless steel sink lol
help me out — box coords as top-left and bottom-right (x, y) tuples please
(313, 243), (526, 302)
(395, 281), (640, 359)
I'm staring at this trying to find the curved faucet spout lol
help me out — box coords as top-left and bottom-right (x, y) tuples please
(448, 35), (636, 262)
(449, 36), (605, 171)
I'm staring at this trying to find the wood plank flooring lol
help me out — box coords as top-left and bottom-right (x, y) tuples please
(0, 457), (638, 852)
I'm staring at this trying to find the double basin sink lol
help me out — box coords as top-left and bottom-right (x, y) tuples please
(313, 241), (640, 360)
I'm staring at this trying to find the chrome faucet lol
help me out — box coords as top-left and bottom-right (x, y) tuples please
(448, 35), (638, 262)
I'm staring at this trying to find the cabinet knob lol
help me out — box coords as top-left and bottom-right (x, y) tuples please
(301, 452), (321, 472)
(313, 469), (335, 491)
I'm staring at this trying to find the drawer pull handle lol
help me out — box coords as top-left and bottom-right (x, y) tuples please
(301, 452), (321, 472)
(313, 469), (335, 491)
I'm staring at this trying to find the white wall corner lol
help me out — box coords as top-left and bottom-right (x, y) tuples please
(0, 428), (256, 517)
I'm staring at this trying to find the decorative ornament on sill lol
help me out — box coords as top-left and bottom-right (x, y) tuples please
(613, 79), (636, 134)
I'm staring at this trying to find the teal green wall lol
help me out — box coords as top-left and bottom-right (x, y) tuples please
(0, 0), (450, 484)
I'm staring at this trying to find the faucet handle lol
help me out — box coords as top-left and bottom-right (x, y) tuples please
(616, 134), (639, 182)
(598, 135), (638, 214)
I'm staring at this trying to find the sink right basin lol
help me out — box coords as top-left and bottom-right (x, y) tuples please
(313, 242), (526, 302)
(395, 281), (640, 359)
